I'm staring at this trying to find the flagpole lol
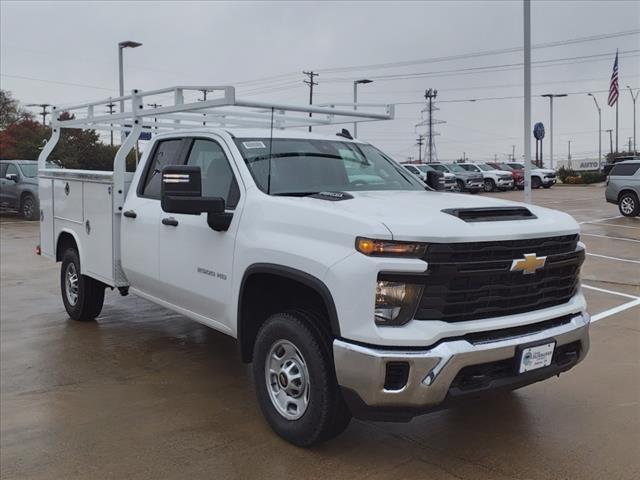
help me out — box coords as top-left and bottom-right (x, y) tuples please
(616, 98), (619, 152)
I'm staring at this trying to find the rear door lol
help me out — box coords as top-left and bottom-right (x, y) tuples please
(121, 138), (188, 297)
(158, 136), (243, 331)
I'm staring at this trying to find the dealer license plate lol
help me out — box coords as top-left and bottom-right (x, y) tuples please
(518, 341), (555, 374)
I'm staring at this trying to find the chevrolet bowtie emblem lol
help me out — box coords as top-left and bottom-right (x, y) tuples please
(510, 253), (547, 275)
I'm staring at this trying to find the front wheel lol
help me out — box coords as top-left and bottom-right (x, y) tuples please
(455, 180), (465, 193)
(619, 192), (640, 217)
(60, 248), (105, 321)
(532, 176), (542, 189)
(21, 194), (38, 220)
(483, 179), (496, 192)
(253, 311), (351, 446)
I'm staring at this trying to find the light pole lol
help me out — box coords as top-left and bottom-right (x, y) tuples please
(541, 93), (567, 169)
(353, 79), (372, 138)
(588, 93), (602, 170)
(627, 86), (638, 153)
(118, 40), (142, 141)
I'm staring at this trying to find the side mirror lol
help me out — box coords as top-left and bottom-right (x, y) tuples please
(5, 173), (18, 182)
(426, 170), (444, 191)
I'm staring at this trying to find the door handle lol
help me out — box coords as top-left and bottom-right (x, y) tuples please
(123, 210), (137, 218)
(162, 217), (179, 227)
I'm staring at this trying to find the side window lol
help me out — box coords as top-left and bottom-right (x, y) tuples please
(611, 163), (640, 176)
(185, 139), (240, 209)
(6, 164), (19, 178)
(140, 139), (185, 198)
(0, 164), (8, 177)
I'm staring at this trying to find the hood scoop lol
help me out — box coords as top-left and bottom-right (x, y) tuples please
(442, 207), (537, 222)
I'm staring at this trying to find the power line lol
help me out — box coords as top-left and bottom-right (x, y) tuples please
(314, 29), (640, 74)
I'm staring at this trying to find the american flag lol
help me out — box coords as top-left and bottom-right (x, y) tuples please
(608, 50), (619, 107)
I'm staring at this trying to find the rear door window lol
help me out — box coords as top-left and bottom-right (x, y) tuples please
(611, 163), (640, 176)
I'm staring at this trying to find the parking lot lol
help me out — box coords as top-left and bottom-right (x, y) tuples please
(1, 185), (638, 480)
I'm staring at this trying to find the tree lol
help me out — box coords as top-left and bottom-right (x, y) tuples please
(0, 119), (49, 160)
(0, 90), (32, 130)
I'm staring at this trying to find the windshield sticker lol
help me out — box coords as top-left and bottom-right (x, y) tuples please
(243, 141), (266, 149)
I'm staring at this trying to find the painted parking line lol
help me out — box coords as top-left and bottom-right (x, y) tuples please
(579, 215), (623, 224)
(586, 252), (640, 264)
(582, 233), (640, 243)
(582, 284), (640, 323)
(583, 222), (640, 230)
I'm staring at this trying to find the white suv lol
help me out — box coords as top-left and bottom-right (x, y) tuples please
(459, 162), (514, 192)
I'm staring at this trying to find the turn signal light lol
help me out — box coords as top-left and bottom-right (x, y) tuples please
(35, 244), (41, 256)
(356, 237), (427, 258)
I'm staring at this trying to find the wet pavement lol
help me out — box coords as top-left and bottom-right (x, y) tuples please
(1, 184), (639, 480)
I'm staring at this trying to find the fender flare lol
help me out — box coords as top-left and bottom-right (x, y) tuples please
(237, 263), (341, 359)
(55, 228), (83, 267)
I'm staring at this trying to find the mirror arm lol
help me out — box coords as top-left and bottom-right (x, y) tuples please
(207, 211), (233, 232)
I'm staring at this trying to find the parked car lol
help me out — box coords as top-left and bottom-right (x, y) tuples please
(404, 164), (456, 191)
(507, 162), (556, 188)
(458, 162), (514, 192)
(0, 159), (40, 219)
(487, 161), (524, 189)
(430, 162), (483, 193)
(37, 86), (590, 446)
(605, 160), (640, 217)
(603, 156), (639, 177)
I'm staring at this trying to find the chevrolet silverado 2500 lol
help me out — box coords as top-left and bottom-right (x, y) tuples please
(37, 87), (589, 446)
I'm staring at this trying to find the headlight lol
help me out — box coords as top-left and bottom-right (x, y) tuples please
(375, 280), (423, 326)
(356, 237), (427, 258)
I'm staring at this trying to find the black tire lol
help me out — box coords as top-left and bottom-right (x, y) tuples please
(532, 176), (542, 189)
(253, 311), (351, 447)
(618, 192), (640, 217)
(60, 248), (105, 321)
(21, 194), (38, 220)
(455, 180), (465, 193)
(542, 184), (552, 189)
(483, 179), (496, 192)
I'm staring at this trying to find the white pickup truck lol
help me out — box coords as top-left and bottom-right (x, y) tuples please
(38, 86), (589, 446)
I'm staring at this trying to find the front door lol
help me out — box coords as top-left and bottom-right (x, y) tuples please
(121, 138), (188, 298)
(0, 163), (20, 208)
(158, 136), (243, 332)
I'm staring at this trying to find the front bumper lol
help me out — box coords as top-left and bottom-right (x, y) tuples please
(496, 178), (514, 188)
(543, 176), (557, 185)
(334, 312), (589, 421)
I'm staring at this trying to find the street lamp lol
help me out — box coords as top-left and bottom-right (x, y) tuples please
(627, 86), (638, 153)
(541, 93), (567, 169)
(353, 79), (373, 138)
(587, 93), (602, 170)
(118, 41), (142, 113)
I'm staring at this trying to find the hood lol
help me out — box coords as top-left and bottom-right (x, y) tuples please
(453, 170), (483, 180)
(534, 168), (556, 175)
(304, 190), (579, 242)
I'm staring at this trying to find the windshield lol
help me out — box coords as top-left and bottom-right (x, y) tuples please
(415, 164), (433, 173)
(477, 163), (494, 171)
(445, 163), (465, 173)
(233, 138), (424, 195)
(18, 164), (37, 177)
(430, 164), (449, 173)
(459, 164), (479, 172)
(496, 163), (513, 171)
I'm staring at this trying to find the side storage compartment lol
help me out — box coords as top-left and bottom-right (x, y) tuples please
(53, 179), (84, 223)
(81, 182), (114, 283)
(39, 176), (54, 258)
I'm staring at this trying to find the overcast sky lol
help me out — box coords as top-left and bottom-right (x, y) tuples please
(1, 0), (638, 164)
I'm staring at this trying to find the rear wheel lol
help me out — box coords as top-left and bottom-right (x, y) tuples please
(20, 194), (38, 220)
(619, 192), (640, 217)
(253, 311), (351, 446)
(483, 179), (496, 192)
(60, 248), (105, 321)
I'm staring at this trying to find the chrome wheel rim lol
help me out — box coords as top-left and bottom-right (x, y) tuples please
(265, 339), (310, 420)
(483, 180), (493, 192)
(23, 198), (33, 217)
(65, 262), (79, 306)
(620, 197), (635, 215)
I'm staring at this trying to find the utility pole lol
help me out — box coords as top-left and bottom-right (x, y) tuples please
(416, 135), (425, 162)
(106, 101), (116, 147)
(606, 129), (613, 156)
(627, 86), (638, 153)
(303, 71), (318, 132)
(26, 104), (51, 126)
(512, 145), (516, 161)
